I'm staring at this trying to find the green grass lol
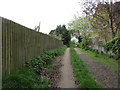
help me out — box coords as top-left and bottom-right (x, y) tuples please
(79, 48), (119, 73)
(70, 48), (103, 88)
(2, 68), (49, 88)
(2, 45), (67, 88)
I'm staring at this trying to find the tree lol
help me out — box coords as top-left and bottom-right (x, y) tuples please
(82, 0), (120, 39)
(90, 3), (111, 42)
(49, 30), (55, 35)
(68, 16), (92, 48)
(49, 25), (71, 46)
(62, 30), (71, 46)
(112, 1), (120, 36)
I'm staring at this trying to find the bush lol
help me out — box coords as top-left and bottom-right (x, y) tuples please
(104, 37), (120, 60)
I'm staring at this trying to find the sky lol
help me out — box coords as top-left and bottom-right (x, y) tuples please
(0, 0), (83, 34)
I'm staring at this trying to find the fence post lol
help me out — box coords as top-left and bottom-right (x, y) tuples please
(0, 17), (2, 90)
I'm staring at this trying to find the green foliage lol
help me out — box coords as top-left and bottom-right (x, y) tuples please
(62, 31), (71, 47)
(79, 48), (119, 73)
(2, 68), (49, 88)
(25, 46), (67, 74)
(49, 30), (55, 35)
(3, 46), (67, 88)
(49, 25), (71, 46)
(25, 57), (46, 74)
(68, 16), (92, 48)
(70, 41), (76, 47)
(70, 41), (80, 48)
(68, 16), (91, 33)
(77, 41), (91, 50)
(78, 36), (82, 43)
(104, 37), (120, 59)
(55, 45), (67, 56)
(49, 25), (67, 36)
(70, 48), (102, 88)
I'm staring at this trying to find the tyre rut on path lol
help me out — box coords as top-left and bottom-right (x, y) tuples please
(57, 48), (76, 88)
(74, 48), (119, 88)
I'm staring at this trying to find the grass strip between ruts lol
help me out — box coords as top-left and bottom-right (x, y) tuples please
(70, 48), (103, 88)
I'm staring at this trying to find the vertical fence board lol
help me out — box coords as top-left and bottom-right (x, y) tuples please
(2, 18), (5, 76)
(5, 19), (7, 76)
(0, 17), (2, 89)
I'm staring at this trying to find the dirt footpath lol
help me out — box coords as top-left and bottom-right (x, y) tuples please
(74, 48), (119, 88)
(57, 48), (76, 88)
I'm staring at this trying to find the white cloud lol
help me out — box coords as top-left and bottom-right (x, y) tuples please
(0, 0), (82, 34)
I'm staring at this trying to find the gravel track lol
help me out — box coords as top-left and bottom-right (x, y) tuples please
(74, 48), (119, 88)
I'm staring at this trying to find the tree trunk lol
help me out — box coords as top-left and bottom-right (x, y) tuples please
(108, 1), (115, 38)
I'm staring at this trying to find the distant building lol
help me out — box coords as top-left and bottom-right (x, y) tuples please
(71, 32), (79, 43)
(71, 36), (78, 43)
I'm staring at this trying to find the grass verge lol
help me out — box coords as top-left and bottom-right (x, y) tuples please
(2, 46), (67, 88)
(79, 48), (119, 73)
(2, 68), (49, 88)
(70, 48), (102, 88)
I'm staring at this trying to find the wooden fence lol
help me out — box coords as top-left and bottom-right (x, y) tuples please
(0, 17), (63, 76)
(0, 17), (2, 89)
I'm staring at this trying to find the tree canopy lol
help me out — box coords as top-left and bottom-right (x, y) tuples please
(49, 25), (71, 46)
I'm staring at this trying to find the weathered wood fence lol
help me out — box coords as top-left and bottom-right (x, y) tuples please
(0, 17), (63, 76)
(0, 17), (2, 89)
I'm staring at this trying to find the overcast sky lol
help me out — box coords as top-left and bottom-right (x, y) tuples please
(0, 0), (83, 34)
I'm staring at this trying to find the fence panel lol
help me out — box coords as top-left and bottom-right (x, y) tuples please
(1, 17), (63, 76)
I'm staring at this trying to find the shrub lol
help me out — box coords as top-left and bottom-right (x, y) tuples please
(104, 37), (120, 60)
